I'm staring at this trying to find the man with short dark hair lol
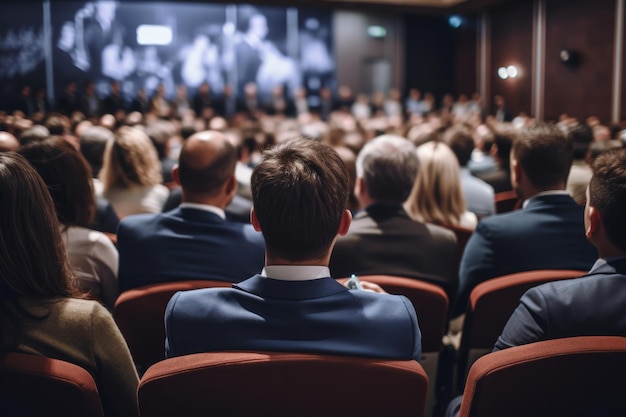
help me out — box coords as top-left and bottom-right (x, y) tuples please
(455, 123), (597, 317)
(494, 148), (626, 350)
(329, 134), (458, 301)
(165, 137), (422, 361)
(117, 130), (265, 292)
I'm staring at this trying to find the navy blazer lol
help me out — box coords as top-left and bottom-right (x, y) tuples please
(117, 207), (265, 292)
(494, 258), (626, 351)
(165, 275), (422, 361)
(455, 194), (597, 316)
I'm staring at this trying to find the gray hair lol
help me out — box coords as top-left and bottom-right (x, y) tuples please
(355, 134), (419, 204)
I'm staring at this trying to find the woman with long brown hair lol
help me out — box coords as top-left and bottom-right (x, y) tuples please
(0, 153), (138, 417)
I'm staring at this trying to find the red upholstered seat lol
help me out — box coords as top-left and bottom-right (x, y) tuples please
(139, 351), (429, 417)
(0, 352), (104, 417)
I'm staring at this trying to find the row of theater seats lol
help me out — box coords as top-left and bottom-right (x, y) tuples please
(3, 335), (626, 417)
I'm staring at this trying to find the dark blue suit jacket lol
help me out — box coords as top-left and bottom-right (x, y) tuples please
(165, 275), (422, 361)
(455, 194), (597, 316)
(117, 207), (265, 292)
(494, 258), (626, 351)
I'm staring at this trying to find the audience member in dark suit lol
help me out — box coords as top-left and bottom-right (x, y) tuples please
(329, 134), (458, 302)
(129, 87), (150, 114)
(117, 130), (265, 292)
(161, 187), (252, 224)
(477, 128), (514, 193)
(56, 81), (79, 116)
(165, 137), (422, 360)
(455, 124), (598, 317)
(78, 80), (102, 119)
(445, 148), (626, 417)
(214, 84), (237, 121)
(102, 80), (126, 115)
(494, 148), (626, 350)
(192, 81), (214, 119)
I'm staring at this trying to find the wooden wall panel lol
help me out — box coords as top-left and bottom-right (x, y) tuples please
(489, 1), (534, 118)
(544, 0), (615, 122)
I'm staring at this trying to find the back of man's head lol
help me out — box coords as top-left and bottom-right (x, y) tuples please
(79, 126), (114, 177)
(178, 131), (237, 197)
(588, 148), (626, 253)
(355, 134), (418, 204)
(566, 122), (593, 160)
(251, 137), (349, 262)
(513, 123), (573, 189)
(444, 126), (474, 167)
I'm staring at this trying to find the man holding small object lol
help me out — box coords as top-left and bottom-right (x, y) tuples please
(165, 137), (422, 361)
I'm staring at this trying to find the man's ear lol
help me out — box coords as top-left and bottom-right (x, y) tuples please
(511, 157), (522, 187)
(224, 174), (237, 195)
(250, 207), (262, 232)
(586, 206), (602, 239)
(338, 209), (352, 236)
(172, 164), (180, 185)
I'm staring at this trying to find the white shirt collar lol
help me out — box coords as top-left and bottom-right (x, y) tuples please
(179, 202), (225, 219)
(261, 265), (331, 281)
(522, 190), (569, 208)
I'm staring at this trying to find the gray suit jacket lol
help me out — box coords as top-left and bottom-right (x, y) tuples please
(329, 204), (458, 302)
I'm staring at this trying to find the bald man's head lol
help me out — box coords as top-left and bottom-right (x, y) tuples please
(178, 130), (237, 197)
(0, 132), (19, 152)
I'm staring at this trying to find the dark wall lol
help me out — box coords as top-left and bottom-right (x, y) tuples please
(544, 0), (615, 121)
(404, 15), (456, 103)
(489, 0), (533, 118)
(454, 16), (478, 99)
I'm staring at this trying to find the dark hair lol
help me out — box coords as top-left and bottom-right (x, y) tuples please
(492, 128), (515, 168)
(355, 134), (418, 204)
(251, 137), (349, 261)
(512, 123), (573, 187)
(589, 148), (626, 252)
(178, 132), (237, 196)
(19, 136), (96, 228)
(0, 153), (78, 348)
(444, 126), (475, 167)
(44, 114), (69, 136)
(566, 122), (593, 160)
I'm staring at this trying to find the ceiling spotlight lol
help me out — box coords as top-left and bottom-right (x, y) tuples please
(507, 65), (519, 78)
(497, 67), (509, 80)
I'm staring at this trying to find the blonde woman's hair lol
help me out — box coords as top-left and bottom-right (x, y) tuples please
(404, 140), (467, 226)
(100, 126), (163, 190)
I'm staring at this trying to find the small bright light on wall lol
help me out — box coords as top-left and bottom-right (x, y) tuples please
(497, 65), (520, 80)
(367, 25), (387, 38)
(137, 25), (173, 46)
(507, 65), (519, 78)
(448, 15), (463, 29)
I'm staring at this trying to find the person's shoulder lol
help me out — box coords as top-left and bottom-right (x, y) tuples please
(56, 297), (112, 321)
(424, 222), (457, 241)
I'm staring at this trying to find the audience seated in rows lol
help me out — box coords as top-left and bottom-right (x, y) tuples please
(117, 130), (265, 292)
(164, 137), (422, 361)
(455, 123), (598, 317)
(455, 124), (596, 315)
(329, 134), (458, 302)
(405, 141), (478, 230)
(19, 137), (119, 310)
(0, 153), (138, 417)
(446, 147), (626, 417)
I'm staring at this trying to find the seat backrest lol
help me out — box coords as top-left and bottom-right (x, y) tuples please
(114, 280), (232, 370)
(351, 275), (449, 353)
(457, 269), (586, 389)
(494, 190), (521, 214)
(139, 351), (429, 417)
(0, 352), (104, 417)
(459, 336), (626, 417)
